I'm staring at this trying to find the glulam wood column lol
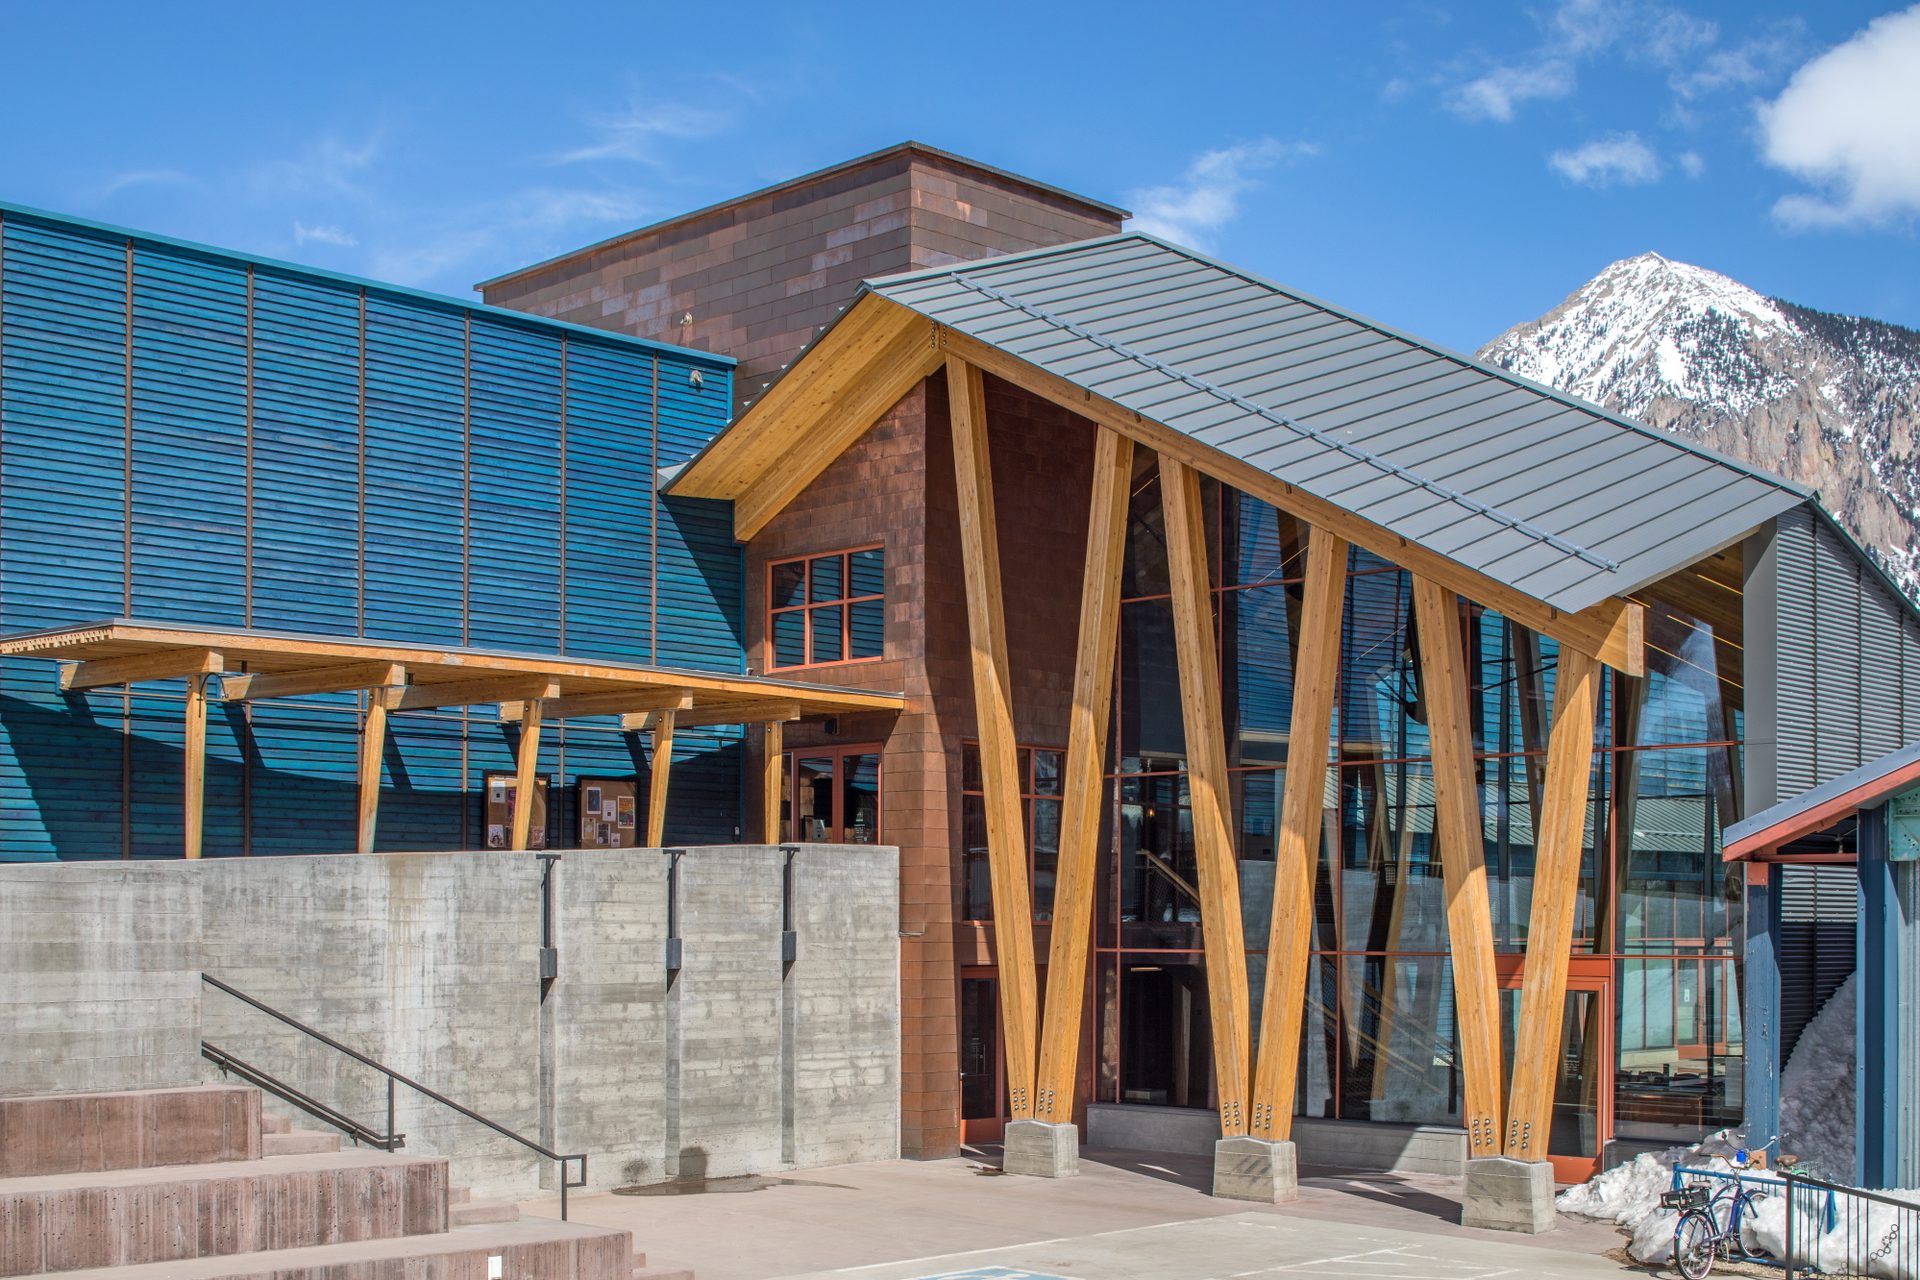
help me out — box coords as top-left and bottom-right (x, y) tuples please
(947, 355), (1039, 1118)
(647, 709), (676, 848)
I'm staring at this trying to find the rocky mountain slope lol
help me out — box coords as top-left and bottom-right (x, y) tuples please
(1478, 253), (1920, 603)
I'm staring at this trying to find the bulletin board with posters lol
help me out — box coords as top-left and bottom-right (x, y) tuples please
(576, 776), (640, 847)
(483, 773), (550, 849)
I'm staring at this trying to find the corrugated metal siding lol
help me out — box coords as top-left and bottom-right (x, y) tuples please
(867, 234), (1805, 612)
(1778, 863), (1855, 1063)
(1767, 503), (1920, 798)
(0, 208), (745, 860)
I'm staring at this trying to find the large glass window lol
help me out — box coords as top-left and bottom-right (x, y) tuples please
(960, 743), (1063, 922)
(768, 546), (885, 669)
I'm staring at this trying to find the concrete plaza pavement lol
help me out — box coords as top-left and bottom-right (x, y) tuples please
(520, 1146), (1639, 1280)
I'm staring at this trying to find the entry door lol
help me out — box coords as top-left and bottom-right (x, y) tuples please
(787, 746), (883, 844)
(1499, 964), (1613, 1183)
(960, 970), (1006, 1143)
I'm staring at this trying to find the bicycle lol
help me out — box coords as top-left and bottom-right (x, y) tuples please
(1667, 1159), (1775, 1279)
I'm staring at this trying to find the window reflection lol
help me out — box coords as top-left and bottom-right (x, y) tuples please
(1339, 954), (1461, 1124)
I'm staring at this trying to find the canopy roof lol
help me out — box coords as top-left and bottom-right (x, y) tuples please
(0, 620), (902, 725)
(1724, 740), (1920, 862)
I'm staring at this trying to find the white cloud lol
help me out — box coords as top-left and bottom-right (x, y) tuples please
(1671, 25), (1803, 99)
(96, 168), (195, 199)
(1446, 60), (1576, 122)
(365, 187), (653, 289)
(1759, 4), (1920, 229)
(292, 221), (357, 248)
(1549, 133), (1663, 186)
(249, 132), (382, 202)
(555, 101), (732, 165)
(1678, 150), (1706, 178)
(1126, 139), (1317, 250)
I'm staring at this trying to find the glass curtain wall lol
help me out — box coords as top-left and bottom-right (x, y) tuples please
(1059, 461), (1744, 1138)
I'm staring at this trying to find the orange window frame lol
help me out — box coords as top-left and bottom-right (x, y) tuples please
(767, 545), (885, 671)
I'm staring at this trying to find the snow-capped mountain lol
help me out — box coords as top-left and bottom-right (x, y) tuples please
(1478, 253), (1920, 604)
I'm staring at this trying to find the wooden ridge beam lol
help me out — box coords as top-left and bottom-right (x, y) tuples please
(733, 322), (946, 540)
(1161, 454), (1254, 1137)
(1248, 527), (1348, 1140)
(60, 648), (223, 693)
(646, 709), (675, 848)
(949, 354), (1040, 1121)
(221, 662), (404, 703)
(382, 676), (560, 711)
(939, 326), (1644, 677)
(1034, 426), (1134, 1124)
(1412, 576), (1505, 1159)
(1504, 645), (1600, 1159)
(510, 699), (544, 851)
(499, 689), (694, 722)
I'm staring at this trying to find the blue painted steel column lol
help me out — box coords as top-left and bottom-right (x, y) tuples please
(1858, 802), (1896, 1188)
(1743, 861), (1782, 1161)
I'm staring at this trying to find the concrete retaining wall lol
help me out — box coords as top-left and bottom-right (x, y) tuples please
(0, 845), (900, 1198)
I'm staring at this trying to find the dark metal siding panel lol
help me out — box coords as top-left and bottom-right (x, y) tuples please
(1778, 864), (1856, 1064)
(247, 700), (359, 854)
(655, 358), (745, 675)
(1773, 505), (1819, 798)
(0, 216), (130, 860)
(131, 247), (248, 626)
(562, 342), (653, 664)
(373, 710), (466, 853)
(467, 323), (562, 651)
(364, 295), (466, 646)
(1859, 562), (1909, 763)
(1813, 521), (1866, 778)
(249, 269), (361, 633)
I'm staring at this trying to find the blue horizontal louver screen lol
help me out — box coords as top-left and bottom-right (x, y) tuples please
(0, 207), (746, 860)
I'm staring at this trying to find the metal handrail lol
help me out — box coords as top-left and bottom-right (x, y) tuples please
(202, 1040), (399, 1150)
(201, 972), (586, 1219)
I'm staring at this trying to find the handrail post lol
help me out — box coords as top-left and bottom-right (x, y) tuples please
(387, 1075), (397, 1151)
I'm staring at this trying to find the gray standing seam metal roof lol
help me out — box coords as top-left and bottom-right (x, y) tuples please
(866, 233), (1808, 614)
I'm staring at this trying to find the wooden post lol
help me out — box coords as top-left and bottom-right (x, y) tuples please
(1504, 645), (1599, 1159)
(762, 720), (784, 844)
(357, 693), (390, 855)
(183, 672), (209, 860)
(1034, 427), (1133, 1123)
(1248, 527), (1348, 1138)
(510, 698), (543, 851)
(1160, 455), (1253, 1137)
(947, 354), (1040, 1120)
(1411, 576), (1505, 1159)
(647, 709), (676, 848)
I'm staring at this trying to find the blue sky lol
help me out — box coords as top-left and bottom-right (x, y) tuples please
(1, 1), (1915, 353)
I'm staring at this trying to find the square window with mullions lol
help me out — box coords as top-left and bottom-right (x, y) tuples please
(768, 546), (885, 669)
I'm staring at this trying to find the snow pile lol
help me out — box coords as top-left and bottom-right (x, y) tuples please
(1780, 971), (1858, 1178)
(1744, 1187), (1920, 1279)
(1554, 1133), (1742, 1263)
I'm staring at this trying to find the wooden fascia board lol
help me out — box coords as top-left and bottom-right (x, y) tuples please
(221, 661), (405, 702)
(939, 328), (1646, 676)
(670, 293), (926, 501)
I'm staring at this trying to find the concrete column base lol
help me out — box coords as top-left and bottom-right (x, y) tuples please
(1211, 1136), (1299, 1203)
(1460, 1156), (1556, 1233)
(1002, 1119), (1079, 1178)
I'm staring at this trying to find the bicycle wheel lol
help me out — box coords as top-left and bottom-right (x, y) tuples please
(1674, 1210), (1718, 1280)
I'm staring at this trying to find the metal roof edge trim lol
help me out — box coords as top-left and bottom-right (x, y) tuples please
(475, 141), (1131, 291)
(1724, 738), (1920, 858)
(0, 199), (733, 368)
(879, 231), (1813, 504)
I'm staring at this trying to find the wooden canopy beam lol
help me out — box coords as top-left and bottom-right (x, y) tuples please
(938, 326), (1645, 677)
(1161, 454), (1254, 1137)
(1034, 426), (1133, 1124)
(499, 689), (693, 722)
(222, 662), (404, 703)
(1504, 645), (1600, 1159)
(646, 709), (675, 848)
(1249, 526), (1348, 1140)
(622, 700), (802, 732)
(510, 699), (544, 852)
(383, 676), (560, 712)
(1412, 576), (1505, 1159)
(949, 353), (1040, 1121)
(60, 648), (223, 693)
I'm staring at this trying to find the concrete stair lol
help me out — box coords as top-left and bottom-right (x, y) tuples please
(0, 1084), (676, 1280)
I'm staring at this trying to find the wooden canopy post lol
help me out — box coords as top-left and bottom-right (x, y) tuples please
(510, 698), (544, 851)
(1504, 645), (1600, 1159)
(647, 708), (676, 848)
(1034, 427), (1133, 1127)
(1248, 527), (1348, 1140)
(947, 353), (1039, 1121)
(761, 720), (784, 844)
(1411, 576), (1504, 1160)
(1160, 455), (1253, 1138)
(183, 672), (210, 860)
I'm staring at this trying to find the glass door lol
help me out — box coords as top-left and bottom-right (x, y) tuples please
(960, 970), (1006, 1143)
(1499, 963), (1613, 1183)
(785, 745), (883, 843)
